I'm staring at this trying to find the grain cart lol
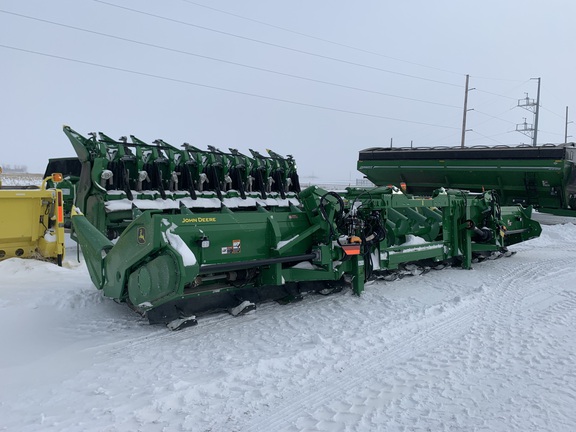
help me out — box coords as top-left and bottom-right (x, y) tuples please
(0, 170), (66, 265)
(65, 127), (541, 330)
(358, 143), (576, 216)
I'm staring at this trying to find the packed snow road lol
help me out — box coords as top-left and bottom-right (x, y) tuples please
(1, 225), (575, 431)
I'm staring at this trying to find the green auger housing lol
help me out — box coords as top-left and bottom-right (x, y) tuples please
(65, 126), (541, 328)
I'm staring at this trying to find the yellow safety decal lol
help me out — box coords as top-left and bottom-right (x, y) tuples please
(137, 227), (146, 244)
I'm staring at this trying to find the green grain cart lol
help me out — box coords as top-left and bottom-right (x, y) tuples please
(358, 143), (576, 216)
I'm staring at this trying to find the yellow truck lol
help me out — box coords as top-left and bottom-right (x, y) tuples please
(0, 167), (66, 266)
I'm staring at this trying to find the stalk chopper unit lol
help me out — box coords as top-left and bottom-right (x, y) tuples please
(64, 126), (542, 330)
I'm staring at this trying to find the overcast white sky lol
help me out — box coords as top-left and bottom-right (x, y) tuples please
(2, 0), (575, 181)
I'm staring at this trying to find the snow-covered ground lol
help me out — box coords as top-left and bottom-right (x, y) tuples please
(0, 173), (43, 187)
(1, 225), (576, 432)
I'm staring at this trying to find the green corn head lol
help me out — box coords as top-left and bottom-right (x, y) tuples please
(64, 127), (542, 327)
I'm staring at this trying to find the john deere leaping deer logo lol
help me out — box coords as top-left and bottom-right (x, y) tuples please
(137, 227), (146, 244)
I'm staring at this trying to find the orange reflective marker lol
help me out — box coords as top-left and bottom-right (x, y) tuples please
(57, 191), (64, 223)
(342, 244), (361, 256)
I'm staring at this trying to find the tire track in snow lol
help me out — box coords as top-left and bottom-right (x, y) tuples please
(479, 255), (575, 318)
(80, 291), (351, 359)
(243, 297), (480, 432)
(520, 263), (575, 309)
(361, 254), (576, 431)
(450, 255), (571, 362)
(456, 254), (574, 380)
(87, 257), (530, 357)
(532, 290), (576, 326)
(465, 254), (576, 428)
(465, 256), (567, 342)
(73, 251), (546, 357)
(72, 253), (575, 431)
(489, 255), (576, 331)
(258, 255), (570, 431)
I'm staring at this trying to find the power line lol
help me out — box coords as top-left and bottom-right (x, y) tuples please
(475, 88), (519, 100)
(179, 0), (466, 77)
(92, 0), (463, 88)
(180, 1), (526, 84)
(538, 129), (563, 136)
(472, 79), (531, 110)
(419, 130), (462, 146)
(469, 75), (525, 83)
(540, 106), (566, 121)
(0, 43), (460, 130)
(0, 9), (461, 109)
(469, 130), (505, 144)
(474, 109), (517, 126)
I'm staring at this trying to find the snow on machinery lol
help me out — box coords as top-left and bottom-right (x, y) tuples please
(0, 167), (66, 266)
(64, 126), (542, 330)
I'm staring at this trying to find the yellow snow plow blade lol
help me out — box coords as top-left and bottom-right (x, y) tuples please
(0, 173), (66, 266)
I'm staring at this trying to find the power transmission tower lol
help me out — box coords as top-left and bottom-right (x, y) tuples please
(515, 77), (541, 146)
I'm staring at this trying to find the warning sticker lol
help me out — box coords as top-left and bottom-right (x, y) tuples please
(222, 240), (241, 254)
(137, 227), (146, 244)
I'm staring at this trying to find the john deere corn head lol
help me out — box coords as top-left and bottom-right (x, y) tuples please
(64, 126), (541, 330)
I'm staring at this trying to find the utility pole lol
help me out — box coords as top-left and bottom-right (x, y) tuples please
(566, 106), (574, 143)
(533, 77), (541, 147)
(515, 77), (541, 146)
(460, 74), (475, 148)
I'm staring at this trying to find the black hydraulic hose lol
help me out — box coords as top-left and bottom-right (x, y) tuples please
(318, 191), (345, 243)
(362, 241), (373, 280)
(209, 166), (223, 201)
(181, 164), (197, 199)
(291, 172), (301, 193)
(360, 212), (385, 281)
(154, 163), (167, 200)
(232, 167), (246, 199)
(256, 168), (267, 199)
(199, 253), (316, 274)
(121, 160), (133, 200)
(273, 170), (286, 199)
